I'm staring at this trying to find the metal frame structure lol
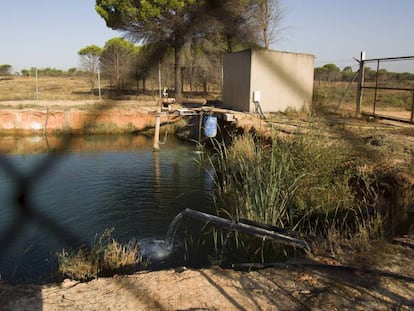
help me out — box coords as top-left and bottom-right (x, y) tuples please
(355, 53), (414, 123)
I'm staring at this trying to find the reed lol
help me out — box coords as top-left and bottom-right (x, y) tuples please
(212, 134), (303, 227)
(200, 131), (388, 264)
(210, 131), (380, 239)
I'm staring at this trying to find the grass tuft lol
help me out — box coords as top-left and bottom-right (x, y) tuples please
(57, 228), (147, 281)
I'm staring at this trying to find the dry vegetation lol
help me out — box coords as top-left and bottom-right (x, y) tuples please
(313, 81), (414, 121)
(57, 228), (148, 281)
(207, 109), (414, 263)
(0, 75), (218, 104)
(0, 76), (95, 101)
(0, 75), (160, 102)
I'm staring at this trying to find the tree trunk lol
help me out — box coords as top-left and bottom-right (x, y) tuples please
(263, 0), (270, 49)
(89, 61), (95, 95)
(181, 67), (185, 94)
(174, 39), (185, 103)
(203, 80), (207, 95)
(226, 34), (233, 53)
(135, 76), (139, 96)
(189, 66), (193, 95)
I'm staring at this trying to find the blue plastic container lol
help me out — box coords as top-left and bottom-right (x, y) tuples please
(204, 116), (217, 138)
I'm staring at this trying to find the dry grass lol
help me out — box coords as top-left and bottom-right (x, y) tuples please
(101, 240), (141, 273)
(57, 228), (147, 281)
(0, 76), (98, 101)
(313, 81), (414, 120)
(0, 75), (161, 102)
(0, 75), (211, 102)
(58, 248), (98, 281)
(0, 75), (163, 112)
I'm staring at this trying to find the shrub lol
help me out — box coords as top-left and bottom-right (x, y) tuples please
(57, 228), (147, 281)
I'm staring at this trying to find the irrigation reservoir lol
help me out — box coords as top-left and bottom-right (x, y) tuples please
(0, 134), (215, 282)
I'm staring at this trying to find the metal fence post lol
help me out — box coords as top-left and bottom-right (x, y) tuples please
(373, 59), (380, 116)
(411, 89), (414, 123)
(355, 51), (365, 117)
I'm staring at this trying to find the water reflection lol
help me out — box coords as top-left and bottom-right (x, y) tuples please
(0, 134), (152, 155)
(0, 134), (215, 282)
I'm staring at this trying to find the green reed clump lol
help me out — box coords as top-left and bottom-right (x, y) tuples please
(57, 228), (147, 281)
(212, 134), (305, 227)
(211, 131), (380, 239)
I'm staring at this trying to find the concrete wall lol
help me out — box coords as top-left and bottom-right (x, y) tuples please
(222, 49), (251, 112)
(223, 49), (314, 113)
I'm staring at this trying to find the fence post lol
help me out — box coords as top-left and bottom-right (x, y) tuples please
(373, 60), (380, 115)
(355, 51), (365, 117)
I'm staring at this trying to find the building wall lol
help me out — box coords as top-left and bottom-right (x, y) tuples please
(250, 49), (314, 112)
(222, 50), (251, 111)
(223, 49), (314, 113)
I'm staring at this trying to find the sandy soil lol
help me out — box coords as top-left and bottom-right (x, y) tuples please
(2, 237), (414, 311)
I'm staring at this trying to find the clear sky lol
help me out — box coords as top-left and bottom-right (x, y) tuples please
(1, 0), (414, 73)
(278, 0), (414, 71)
(0, 0), (120, 72)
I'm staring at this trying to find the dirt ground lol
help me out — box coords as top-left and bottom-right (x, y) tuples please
(1, 236), (414, 310)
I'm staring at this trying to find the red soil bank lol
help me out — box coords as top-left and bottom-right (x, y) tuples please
(0, 108), (166, 134)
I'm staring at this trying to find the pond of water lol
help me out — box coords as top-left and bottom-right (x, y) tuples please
(0, 134), (215, 282)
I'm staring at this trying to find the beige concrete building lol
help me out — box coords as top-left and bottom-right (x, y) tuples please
(222, 48), (314, 113)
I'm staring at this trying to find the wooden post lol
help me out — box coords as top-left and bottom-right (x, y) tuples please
(355, 51), (365, 117)
(153, 108), (161, 151)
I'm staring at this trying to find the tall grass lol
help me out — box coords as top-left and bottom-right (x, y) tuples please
(210, 131), (380, 239)
(212, 134), (305, 227)
(200, 130), (389, 265)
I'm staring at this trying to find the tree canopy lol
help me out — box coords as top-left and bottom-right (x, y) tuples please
(101, 37), (138, 92)
(0, 64), (12, 76)
(95, 0), (263, 100)
(96, 0), (208, 100)
(314, 63), (414, 84)
(78, 45), (103, 93)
